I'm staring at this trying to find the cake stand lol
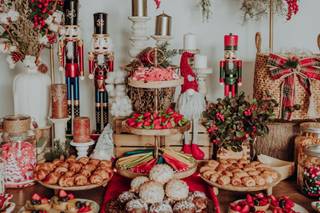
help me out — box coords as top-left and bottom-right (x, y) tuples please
(70, 140), (95, 158)
(116, 74), (197, 179)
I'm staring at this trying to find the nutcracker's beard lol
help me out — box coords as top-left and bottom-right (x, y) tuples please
(177, 89), (206, 120)
(97, 54), (105, 66)
(66, 41), (74, 60)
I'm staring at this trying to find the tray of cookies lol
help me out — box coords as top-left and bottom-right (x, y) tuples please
(18, 190), (100, 213)
(34, 156), (113, 191)
(200, 160), (281, 195)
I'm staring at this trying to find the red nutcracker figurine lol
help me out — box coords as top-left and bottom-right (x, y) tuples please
(58, 0), (84, 134)
(88, 13), (114, 133)
(219, 33), (242, 97)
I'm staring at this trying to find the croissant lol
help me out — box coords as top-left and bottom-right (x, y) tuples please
(90, 174), (103, 185)
(78, 157), (90, 165)
(83, 163), (96, 172)
(209, 173), (219, 183)
(57, 162), (69, 169)
(54, 166), (68, 175)
(64, 171), (75, 177)
(242, 177), (256, 187)
(217, 175), (231, 186)
(207, 160), (219, 170)
(58, 176), (75, 187)
(35, 170), (49, 181)
(69, 163), (82, 173)
(231, 177), (242, 186)
(74, 174), (88, 186)
(93, 170), (109, 180)
(80, 169), (92, 178)
(199, 166), (212, 174)
(43, 172), (60, 185)
(52, 159), (63, 166)
(248, 170), (260, 176)
(66, 155), (77, 163)
(99, 160), (112, 168)
(89, 159), (100, 166)
(36, 162), (55, 172)
(252, 175), (266, 186)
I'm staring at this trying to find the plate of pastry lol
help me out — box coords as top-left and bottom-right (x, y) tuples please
(200, 160), (281, 193)
(229, 193), (308, 213)
(34, 156), (113, 191)
(105, 164), (217, 213)
(18, 190), (99, 213)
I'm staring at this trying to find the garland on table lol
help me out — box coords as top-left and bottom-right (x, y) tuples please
(0, 0), (63, 70)
(204, 92), (277, 152)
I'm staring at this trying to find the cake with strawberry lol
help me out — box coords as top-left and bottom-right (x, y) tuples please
(24, 193), (51, 212)
(269, 195), (296, 213)
(132, 66), (179, 82)
(51, 190), (76, 211)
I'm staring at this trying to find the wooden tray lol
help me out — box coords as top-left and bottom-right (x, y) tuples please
(201, 171), (282, 195)
(122, 122), (191, 136)
(116, 162), (198, 179)
(37, 178), (111, 191)
(128, 78), (183, 89)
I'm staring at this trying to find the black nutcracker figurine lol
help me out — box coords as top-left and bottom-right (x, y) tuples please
(219, 33), (242, 97)
(88, 13), (114, 133)
(58, 0), (84, 134)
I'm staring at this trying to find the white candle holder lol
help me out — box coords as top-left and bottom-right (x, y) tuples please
(49, 117), (70, 150)
(128, 16), (151, 58)
(70, 140), (95, 159)
(151, 35), (172, 46)
(194, 68), (213, 97)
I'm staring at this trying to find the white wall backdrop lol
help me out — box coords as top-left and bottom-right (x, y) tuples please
(1, 0), (319, 122)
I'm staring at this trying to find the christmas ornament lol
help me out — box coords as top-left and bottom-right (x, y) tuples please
(154, 0), (161, 9)
(219, 33), (242, 97)
(88, 13), (114, 133)
(58, 0), (84, 134)
(177, 52), (206, 160)
(199, 0), (213, 22)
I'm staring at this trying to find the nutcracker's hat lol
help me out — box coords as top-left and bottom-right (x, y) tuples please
(94, 13), (108, 34)
(224, 33), (238, 51)
(64, 0), (79, 25)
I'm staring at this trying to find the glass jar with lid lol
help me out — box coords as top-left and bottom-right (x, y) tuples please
(1, 115), (36, 188)
(297, 144), (320, 197)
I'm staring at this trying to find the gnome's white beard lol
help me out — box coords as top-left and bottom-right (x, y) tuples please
(66, 41), (74, 60)
(177, 89), (206, 120)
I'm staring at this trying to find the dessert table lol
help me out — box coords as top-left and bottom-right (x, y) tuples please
(7, 177), (314, 212)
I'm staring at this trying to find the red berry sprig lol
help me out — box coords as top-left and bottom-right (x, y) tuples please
(285, 0), (299, 21)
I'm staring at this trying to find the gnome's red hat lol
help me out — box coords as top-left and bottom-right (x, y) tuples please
(180, 52), (199, 93)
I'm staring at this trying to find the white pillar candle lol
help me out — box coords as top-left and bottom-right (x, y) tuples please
(183, 33), (196, 50)
(194, 54), (207, 69)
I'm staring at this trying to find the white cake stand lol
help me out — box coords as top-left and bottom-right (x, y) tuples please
(70, 140), (95, 158)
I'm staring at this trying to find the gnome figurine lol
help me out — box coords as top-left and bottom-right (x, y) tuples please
(88, 13), (114, 133)
(177, 52), (206, 160)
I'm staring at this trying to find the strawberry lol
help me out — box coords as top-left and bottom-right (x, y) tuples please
(153, 112), (158, 119)
(32, 194), (41, 201)
(256, 193), (265, 199)
(143, 120), (151, 127)
(259, 198), (269, 206)
(144, 112), (151, 118)
(78, 206), (91, 213)
(41, 198), (49, 204)
(246, 194), (253, 204)
(133, 113), (140, 118)
(136, 122), (143, 128)
(154, 124), (162, 130)
(68, 193), (75, 200)
(59, 190), (68, 198)
(126, 118), (136, 127)
(166, 108), (174, 114)
(166, 121), (173, 129)
(240, 204), (250, 213)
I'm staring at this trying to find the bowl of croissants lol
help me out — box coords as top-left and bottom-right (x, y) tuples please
(34, 156), (114, 190)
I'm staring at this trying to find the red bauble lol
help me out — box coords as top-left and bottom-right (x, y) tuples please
(285, 0), (299, 20)
(154, 0), (161, 8)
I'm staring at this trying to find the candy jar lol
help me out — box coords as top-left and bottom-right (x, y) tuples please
(1, 115), (36, 188)
(297, 145), (320, 197)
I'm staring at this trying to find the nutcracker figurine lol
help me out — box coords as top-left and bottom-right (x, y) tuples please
(88, 13), (114, 133)
(58, 0), (84, 134)
(219, 33), (242, 97)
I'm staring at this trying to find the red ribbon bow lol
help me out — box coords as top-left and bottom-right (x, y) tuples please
(267, 53), (320, 120)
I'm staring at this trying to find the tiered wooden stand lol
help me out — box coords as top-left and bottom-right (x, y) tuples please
(115, 78), (198, 179)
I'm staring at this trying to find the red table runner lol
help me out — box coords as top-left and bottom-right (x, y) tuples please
(100, 173), (220, 213)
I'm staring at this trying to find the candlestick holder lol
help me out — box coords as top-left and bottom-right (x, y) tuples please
(128, 16), (151, 58)
(49, 117), (70, 150)
(70, 140), (95, 159)
(194, 68), (213, 97)
(151, 35), (172, 46)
